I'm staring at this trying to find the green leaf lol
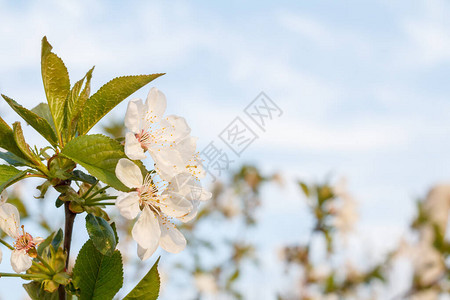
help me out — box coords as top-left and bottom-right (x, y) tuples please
(0, 165), (27, 193)
(32, 103), (57, 132)
(124, 257), (160, 300)
(85, 214), (117, 256)
(73, 240), (123, 300)
(84, 206), (110, 221)
(35, 180), (52, 199)
(38, 234), (54, 256)
(77, 74), (164, 135)
(37, 236), (52, 256)
(66, 67), (94, 140)
(48, 155), (76, 180)
(37, 229), (63, 256)
(61, 134), (129, 191)
(71, 170), (97, 184)
(2, 94), (58, 146)
(226, 269), (240, 288)
(51, 229), (63, 250)
(55, 198), (64, 208)
(110, 222), (119, 244)
(0, 151), (31, 167)
(23, 281), (58, 300)
(12, 122), (41, 165)
(299, 182), (309, 197)
(0, 117), (27, 159)
(41, 36), (70, 136)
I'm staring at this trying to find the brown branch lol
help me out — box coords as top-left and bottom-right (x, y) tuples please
(58, 201), (77, 300)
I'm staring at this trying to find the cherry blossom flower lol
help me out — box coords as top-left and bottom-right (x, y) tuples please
(332, 178), (358, 234)
(124, 87), (191, 160)
(153, 135), (206, 182)
(0, 191), (43, 273)
(115, 158), (210, 260)
(194, 273), (218, 295)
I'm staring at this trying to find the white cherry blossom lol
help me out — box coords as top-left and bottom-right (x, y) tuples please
(153, 135), (206, 182)
(115, 158), (210, 260)
(332, 178), (358, 235)
(194, 273), (218, 295)
(124, 87), (191, 161)
(0, 191), (43, 273)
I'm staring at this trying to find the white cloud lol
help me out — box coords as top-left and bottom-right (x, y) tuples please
(396, 0), (450, 66)
(260, 116), (410, 152)
(402, 20), (450, 65)
(277, 10), (375, 58)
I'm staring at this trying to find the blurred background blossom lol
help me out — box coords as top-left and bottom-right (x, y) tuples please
(0, 0), (449, 299)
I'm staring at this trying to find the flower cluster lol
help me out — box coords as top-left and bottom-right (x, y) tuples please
(116, 88), (211, 259)
(0, 191), (43, 273)
(331, 178), (358, 235)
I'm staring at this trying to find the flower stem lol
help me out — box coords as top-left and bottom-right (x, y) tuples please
(81, 180), (99, 199)
(88, 202), (116, 206)
(89, 196), (117, 202)
(0, 238), (14, 250)
(36, 253), (55, 274)
(85, 195), (117, 205)
(85, 186), (110, 202)
(32, 261), (49, 274)
(25, 173), (47, 179)
(0, 272), (49, 279)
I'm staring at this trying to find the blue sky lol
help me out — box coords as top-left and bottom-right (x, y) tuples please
(0, 0), (450, 298)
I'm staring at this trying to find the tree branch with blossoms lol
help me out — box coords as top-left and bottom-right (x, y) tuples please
(0, 37), (210, 299)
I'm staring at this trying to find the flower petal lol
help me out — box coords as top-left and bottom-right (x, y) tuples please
(160, 115), (191, 142)
(158, 217), (186, 253)
(115, 158), (143, 189)
(132, 206), (161, 250)
(178, 201), (199, 223)
(116, 192), (140, 220)
(0, 203), (20, 238)
(176, 136), (198, 158)
(167, 173), (210, 202)
(151, 151), (183, 182)
(125, 132), (146, 160)
(11, 250), (32, 273)
(145, 88), (167, 122)
(188, 189), (212, 202)
(33, 237), (45, 245)
(152, 148), (193, 182)
(125, 99), (144, 133)
(159, 192), (193, 219)
(137, 244), (159, 261)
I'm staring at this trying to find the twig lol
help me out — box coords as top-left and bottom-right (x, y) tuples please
(59, 201), (76, 300)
